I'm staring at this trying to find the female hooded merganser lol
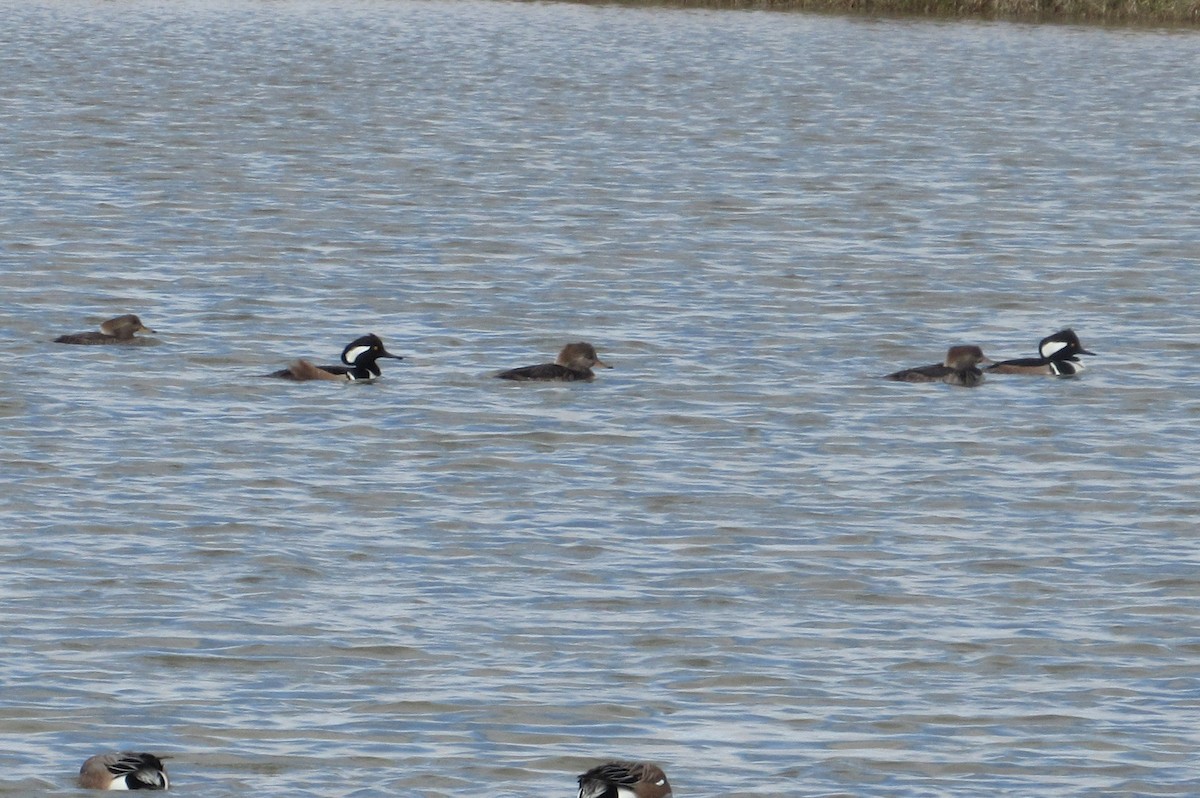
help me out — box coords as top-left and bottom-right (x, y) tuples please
(987, 328), (1095, 376)
(885, 345), (991, 387)
(577, 761), (672, 798)
(496, 342), (612, 382)
(55, 314), (156, 345)
(266, 333), (403, 381)
(79, 752), (169, 790)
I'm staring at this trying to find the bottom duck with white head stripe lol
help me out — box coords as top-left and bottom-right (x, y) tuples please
(79, 752), (169, 790)
(266, 334), (403, 381)
(577, 761), (672, 798)
(987, 328), (1095, 376)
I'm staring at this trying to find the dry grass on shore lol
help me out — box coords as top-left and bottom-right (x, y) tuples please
(569, 0), (1200, 25)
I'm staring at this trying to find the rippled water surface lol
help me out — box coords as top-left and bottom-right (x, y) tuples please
(2, 1), (1199, 795)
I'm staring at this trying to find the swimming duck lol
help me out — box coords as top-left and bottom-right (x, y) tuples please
(55, 314), (156, 345)
(577, 761), (672, 798)
(496, 342), (612, 382)
(987, 328), (1095, 376)
(266, 333), (403, 381)
(884, 345), (991, 387)
(79, 752), (169, 790)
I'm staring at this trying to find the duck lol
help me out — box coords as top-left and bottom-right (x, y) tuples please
(884, 345), (991, 387)
(987, 328), (1095, 376)
(54, 314), (156, 345)
(265, 333), (403, 381)
(577, 761), (672, 798)
(496, 342), (612, 382)
(79, 752), (169, 790)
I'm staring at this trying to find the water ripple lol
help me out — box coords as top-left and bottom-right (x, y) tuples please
(2, 2), (1199, 797)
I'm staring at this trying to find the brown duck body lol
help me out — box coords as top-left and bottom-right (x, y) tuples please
(55, 314), (156, 345)
(268, 359), (356, 381)
(497, 342), (612, 382)
(986, 359), (1055, 375)
(79, 752), (169, 790)
(577, 761), (672, 798)
(885, 345), (991, 387)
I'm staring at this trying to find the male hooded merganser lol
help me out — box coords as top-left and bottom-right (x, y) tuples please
(79, 752), (169, 790)
(577, 761), (672, 798)
(987, 328), (1095, 376)
(55, 314), (156, 345)
(885, 345), (991, 387)
(266, 333), (403, 381)
(496, 342), (612, 382)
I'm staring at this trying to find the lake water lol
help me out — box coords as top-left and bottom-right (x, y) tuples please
(1, 1), (1199, 796)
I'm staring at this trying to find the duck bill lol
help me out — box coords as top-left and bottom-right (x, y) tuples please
(1078, 348), (1096, 356)
(594, 358), (613, 369)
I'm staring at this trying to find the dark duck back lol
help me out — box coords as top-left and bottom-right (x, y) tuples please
(496, 342), (612, 382)
(577, 761), (672, 798)
(885, 345), (990, 387)
(55, 314), (156, 345)
(79, 752), (169, 790)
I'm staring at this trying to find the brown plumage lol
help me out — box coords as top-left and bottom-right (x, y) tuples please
(496, 342), (612, 382)
(884, 345), (991, 387)
(273, 359), (352, 381)
(55, 314), (156, 345)
(577, 761), (672, 798)
(79, 752), (169, 790)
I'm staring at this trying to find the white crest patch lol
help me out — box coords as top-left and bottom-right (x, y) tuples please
(1040, 339), (1069, 358)
(343, 345), (371, 364)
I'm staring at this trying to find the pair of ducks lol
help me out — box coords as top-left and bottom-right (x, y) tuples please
(79, 753), (671, 796)
(53, 315), (612, 383)
(264, 335), (611, 383)
(265, 336), (611, 383)
(885, 329), (1095, 387)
